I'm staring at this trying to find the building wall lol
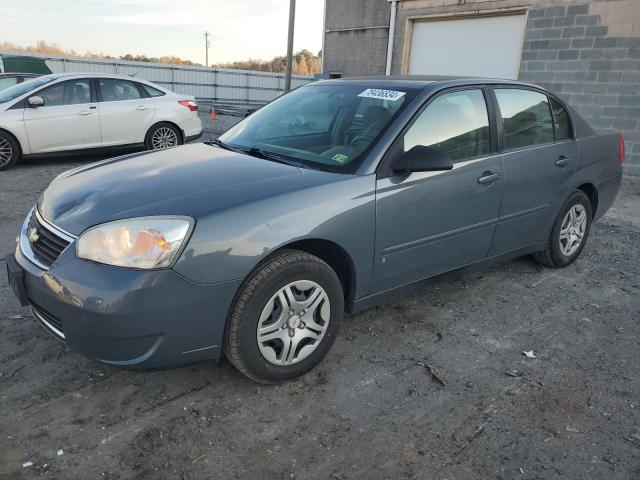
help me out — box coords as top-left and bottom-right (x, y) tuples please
(323, 0), (391, 76)
(518, 2), (640, 175)
(324, 0), (640, 175)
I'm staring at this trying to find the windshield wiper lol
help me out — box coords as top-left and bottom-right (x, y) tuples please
(209, 138), (238, 152)
(210, 139), (307, 169)
(242, 147), (307, 169)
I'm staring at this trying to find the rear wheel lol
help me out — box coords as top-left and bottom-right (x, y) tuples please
(145, 123), (182, 151)
(533, 190), (592, 268)
(224, 250), (344, 383)
(0, 131), (20, 171)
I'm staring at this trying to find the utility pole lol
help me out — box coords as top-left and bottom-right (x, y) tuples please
(204, 30), (211, 67)
(284, 0), (296, 92)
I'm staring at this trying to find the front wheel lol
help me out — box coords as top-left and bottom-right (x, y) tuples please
(145, 123), (182, 151)
(533, 190), (592, 268)
(224, 250), (344, 383)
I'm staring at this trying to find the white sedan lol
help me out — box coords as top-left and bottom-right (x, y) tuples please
(0, 73), (202, 171)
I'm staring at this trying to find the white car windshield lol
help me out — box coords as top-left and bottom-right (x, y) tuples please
(218, 84), (417, 172)
(0, 77), (54, 103)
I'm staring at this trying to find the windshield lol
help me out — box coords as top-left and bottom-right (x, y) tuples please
(0, 76), (54, 103)
(218, 84), (417, 172)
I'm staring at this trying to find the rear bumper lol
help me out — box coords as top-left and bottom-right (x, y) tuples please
(179, 115), (203, 142)
(594, 173), (622, 222)
(186, 131), (203, 143)
(9, 242), (240, 370)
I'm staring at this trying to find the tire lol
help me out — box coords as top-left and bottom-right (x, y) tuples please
(533, 190), (593, 268)
(0, 131), (20, 171)
(224, 249), (344, 383)
(145, 123), (182, 151)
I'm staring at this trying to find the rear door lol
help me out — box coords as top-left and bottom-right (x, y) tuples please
(488, 87), (577, 255)
(23, 78), (101, 153)
(373, 87), (504, 292)
(96, 78), (156, 146)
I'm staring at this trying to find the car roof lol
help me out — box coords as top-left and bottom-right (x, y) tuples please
(0, 73), (39, 77)
(37, 72), (156, 82)
(313, 75), (541, 91)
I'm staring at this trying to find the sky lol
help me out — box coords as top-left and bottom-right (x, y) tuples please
(2, 0), (325, 64)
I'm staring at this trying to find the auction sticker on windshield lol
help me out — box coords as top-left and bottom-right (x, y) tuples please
(358, 89), (406, 101)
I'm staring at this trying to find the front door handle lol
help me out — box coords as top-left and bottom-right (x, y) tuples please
(77, 110), (92, 116)
(136, 105), (149, 111)
(478, 172), (501, 185)
(556, 156), (571, 167)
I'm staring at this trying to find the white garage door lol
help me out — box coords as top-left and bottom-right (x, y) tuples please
(408, 15), (527, 79)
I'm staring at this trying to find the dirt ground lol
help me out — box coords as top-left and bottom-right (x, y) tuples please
(1, 114), (639, 479)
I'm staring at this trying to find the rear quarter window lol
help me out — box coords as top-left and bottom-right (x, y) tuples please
(550, 98), (572, 141)
(142, 84), (166, 97)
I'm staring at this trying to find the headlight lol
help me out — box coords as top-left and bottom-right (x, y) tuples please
(76, 217), (193, 269)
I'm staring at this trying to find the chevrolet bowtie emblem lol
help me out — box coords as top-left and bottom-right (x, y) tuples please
(28, 227), (39, 244)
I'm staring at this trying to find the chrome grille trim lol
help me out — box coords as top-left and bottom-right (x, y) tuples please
(31, 305), (66, 341)
(19, 207), (77, 271)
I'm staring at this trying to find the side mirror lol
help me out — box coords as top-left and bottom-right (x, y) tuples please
(393, 145), (453, 173)
(28, 96), (44, 108)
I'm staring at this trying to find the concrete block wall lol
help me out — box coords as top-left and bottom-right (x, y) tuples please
(322, 0), (391, 76)
(519, 2), (640, 175)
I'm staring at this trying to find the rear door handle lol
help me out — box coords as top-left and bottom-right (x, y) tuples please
(77, 111), (92, 116)
(556, 156), (571, 167)
(136, 105), (149, 111)
(478, 172), (501, 185)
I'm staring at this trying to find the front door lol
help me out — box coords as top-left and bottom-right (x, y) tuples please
(488, 88), (578, 256)
(373, 88), (503, 292)
(23, 78), (101, 153)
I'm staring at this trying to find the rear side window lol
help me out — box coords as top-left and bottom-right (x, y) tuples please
(142, 84), (165, 97)
(403, 89), (490, 162)
(495, 89), (554, 150)
(550, 98), (572, 141)
(38, 79), (91, 107)
(99, 79), (143, 102)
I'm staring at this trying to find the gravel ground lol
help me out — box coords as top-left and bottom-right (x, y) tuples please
(0, 115), (639, 479)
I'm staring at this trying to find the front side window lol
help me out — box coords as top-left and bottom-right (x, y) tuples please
(550, 98), (572, 141)
(38, 79), (91, 107)
(99, 79), (143, 102)
(495, 89), (554, 150)
(219, 84), (417, 172)
(403, 89), (490, 162)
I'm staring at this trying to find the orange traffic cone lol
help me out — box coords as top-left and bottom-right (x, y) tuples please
(210, 106), (217, 121)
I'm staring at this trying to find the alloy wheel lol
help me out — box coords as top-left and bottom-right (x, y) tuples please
(559, 204), (587, 257)
(256, 280), (330, 366)
(151, 127), (178, 150)
(0, 137), (13, 167)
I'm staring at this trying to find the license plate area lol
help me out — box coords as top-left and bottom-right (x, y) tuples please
(5, 254), (29, 306)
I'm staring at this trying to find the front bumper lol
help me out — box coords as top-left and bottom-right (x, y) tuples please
(8, 239), (240, 370)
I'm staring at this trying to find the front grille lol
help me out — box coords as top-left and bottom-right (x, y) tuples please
(27, 211), (71, 268)
(31, 303), (65, 341)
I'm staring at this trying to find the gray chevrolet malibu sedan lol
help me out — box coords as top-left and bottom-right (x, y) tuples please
(6, 76), (624, 382)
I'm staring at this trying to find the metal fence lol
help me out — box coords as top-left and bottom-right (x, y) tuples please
(1, 51), (314, 106)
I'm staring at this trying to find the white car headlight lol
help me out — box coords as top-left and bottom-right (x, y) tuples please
(76, 217), (193, 269)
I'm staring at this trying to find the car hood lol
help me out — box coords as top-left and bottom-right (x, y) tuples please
(39, 143), (340, 235)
